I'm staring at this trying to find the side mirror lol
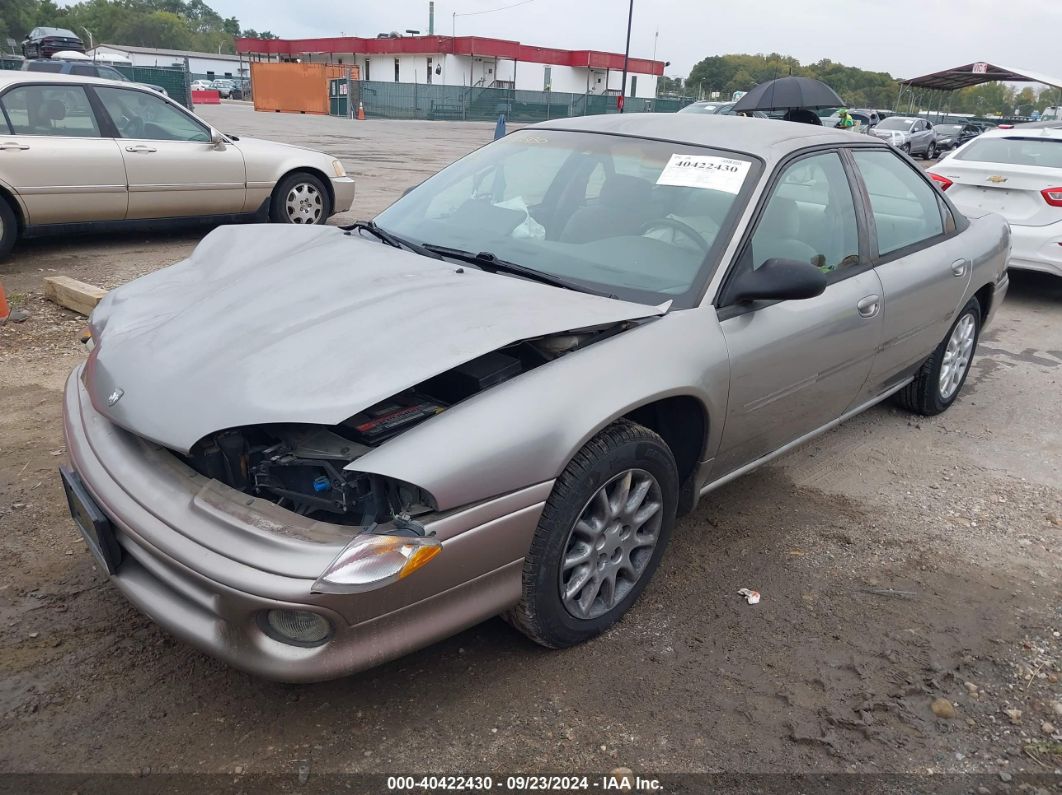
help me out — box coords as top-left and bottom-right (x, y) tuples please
(728, 258), (827, 304)
(210, 129), (226, 148)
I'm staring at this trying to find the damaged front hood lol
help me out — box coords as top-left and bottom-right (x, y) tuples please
(86, 224), (665, 453)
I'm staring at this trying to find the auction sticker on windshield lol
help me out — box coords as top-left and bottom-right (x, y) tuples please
(656, 154), (751, 194)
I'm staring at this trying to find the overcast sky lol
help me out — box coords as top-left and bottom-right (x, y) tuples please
(205, 0), (1060, 80)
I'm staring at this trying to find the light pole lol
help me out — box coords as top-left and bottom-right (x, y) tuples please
(618, 0), (633, 112)
(82, 27), (95, 60)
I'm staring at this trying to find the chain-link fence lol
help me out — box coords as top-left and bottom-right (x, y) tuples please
(345, 81), (695, 122)
(110, 65), (192, 107)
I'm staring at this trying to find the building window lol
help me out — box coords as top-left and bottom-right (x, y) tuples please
(206, 71), (215, 79)
(427, 57), (432, 84)
(394, 58), (400, 82)
(365, 59), (370, 81)
(543, 66), (551, 91)
(338, 58), (343, 64)
(630, 75), (637, 97)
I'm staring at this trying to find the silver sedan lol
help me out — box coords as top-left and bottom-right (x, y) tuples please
(62, 114), (1009, 681)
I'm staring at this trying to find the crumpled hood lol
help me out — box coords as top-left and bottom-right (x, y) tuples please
(86, 224), (664, 453)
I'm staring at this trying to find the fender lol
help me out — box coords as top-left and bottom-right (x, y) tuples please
(350, 307), (732, 511)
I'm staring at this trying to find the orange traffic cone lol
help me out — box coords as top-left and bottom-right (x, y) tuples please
(356, 101), (366, 121)
(0, 281), (10, 322)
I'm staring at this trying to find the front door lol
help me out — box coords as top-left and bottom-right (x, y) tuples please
(0, 83), (127, 223)
(851, 149), (971, 393)
(92, 85), (245, 219)
(714, 150), (883, 475)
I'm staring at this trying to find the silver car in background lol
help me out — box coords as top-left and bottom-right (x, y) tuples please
(871, 115), (939, 159)
(62, 114), (1009, 681)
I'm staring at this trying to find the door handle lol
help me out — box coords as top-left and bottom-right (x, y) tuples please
(951, 258), (970, 277)
(0, 142), (29, 151)
(125, 145), (157, 153)
(856, 294), (881, 318)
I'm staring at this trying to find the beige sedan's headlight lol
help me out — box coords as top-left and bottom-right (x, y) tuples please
(331, 159), (347, 177)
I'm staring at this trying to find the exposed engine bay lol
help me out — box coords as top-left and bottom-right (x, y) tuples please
(178, 325), (631, 524)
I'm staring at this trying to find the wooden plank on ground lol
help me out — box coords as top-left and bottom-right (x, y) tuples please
(43, 276), (108, 317)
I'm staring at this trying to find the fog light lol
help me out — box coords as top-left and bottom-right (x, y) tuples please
(261, 609), (332, 646)
(312, 533), (442, 594)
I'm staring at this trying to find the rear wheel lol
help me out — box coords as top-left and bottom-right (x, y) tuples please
(270, 172), (331, 225)
(505, 420), (678, 649)
(923, 142), (937, 160)
(0, 198), (18, 261)
(894, 297), (981, 416)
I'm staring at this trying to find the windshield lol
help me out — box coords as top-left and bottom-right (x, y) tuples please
(956, 136), (1062, 168)
(374, 129), (759, 307)
(878, 117), (915, 131)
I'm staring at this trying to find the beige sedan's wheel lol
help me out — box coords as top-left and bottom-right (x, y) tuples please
(0, 199), (17, 261)
(270, 172), (331, 225)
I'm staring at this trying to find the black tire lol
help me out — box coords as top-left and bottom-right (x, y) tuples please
(505, 420), (679, 649)
(901, 143), (911, 155)
(923, 142), (937, 160)
(0, 197), (18, 261)
(894, 297), (981, 416)
(269, 171), (331, 225)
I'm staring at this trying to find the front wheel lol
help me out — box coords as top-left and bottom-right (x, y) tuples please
(894, 297), (981, 416)
(505, 420), (679, 649)
(901, 142), (911, 155)
(270, 172), (331, 225)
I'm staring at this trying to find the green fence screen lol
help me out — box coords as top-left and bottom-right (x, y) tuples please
(111, 65), (192, 107)
(345, 81), (695, 122)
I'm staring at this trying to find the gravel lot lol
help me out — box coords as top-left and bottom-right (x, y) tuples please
(1, 104), (1060, 781)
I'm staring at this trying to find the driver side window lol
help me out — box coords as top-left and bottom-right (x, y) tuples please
(746, 151), (860, 278)
(93, 86), (210, 142)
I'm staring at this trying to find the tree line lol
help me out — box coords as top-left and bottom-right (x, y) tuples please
(662, 53), (1062, 116)
(0, 0), (277, 55)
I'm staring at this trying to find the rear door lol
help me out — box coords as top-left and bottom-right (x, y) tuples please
(932, 133), (1062, 226)
(0, 82), (127, 223)
(713, 149), (883, 475)
(91, 85), (245, 219)
(850, 148), (970, 395)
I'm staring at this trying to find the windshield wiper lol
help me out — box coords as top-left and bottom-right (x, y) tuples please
(421, 244), (598, 294)
(343, 221), (442, 260)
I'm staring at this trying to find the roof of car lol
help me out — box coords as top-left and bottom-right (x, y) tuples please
(979, 122), (1062, 138)
(533, 113), (886, 159)
(0, 70), (150, 91)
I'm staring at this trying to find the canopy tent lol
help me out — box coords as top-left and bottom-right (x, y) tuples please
(900, 62), (1062, 92)
(52, 50), (91, 60)
(897, 62), (1062, 122)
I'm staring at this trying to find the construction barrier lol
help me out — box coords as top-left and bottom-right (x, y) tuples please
(250, 62), (358, 115)
(192, 89), (221, 104)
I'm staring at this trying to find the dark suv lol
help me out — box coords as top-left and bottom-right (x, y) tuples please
(21, 27), (84, 59)
(22, 59), (168, 96)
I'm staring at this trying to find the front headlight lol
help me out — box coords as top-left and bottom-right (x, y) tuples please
(331, 159), (346, 177)
(312, 532), (442, 594)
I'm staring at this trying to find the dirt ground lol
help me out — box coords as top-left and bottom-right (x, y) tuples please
(0, 104), (1059, 782)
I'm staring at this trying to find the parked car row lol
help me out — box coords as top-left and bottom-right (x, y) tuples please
(57, 111), (1009, 681)
(191, 79), (246, 99)
(0, 71), (355, 258)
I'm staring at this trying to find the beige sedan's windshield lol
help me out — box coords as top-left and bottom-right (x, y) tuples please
(375, 130), (758, 307)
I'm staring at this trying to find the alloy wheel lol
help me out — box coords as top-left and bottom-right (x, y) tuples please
(559, 469), (663, 620)
(939, 312), (976, 400)
(285, 182), (324, 224)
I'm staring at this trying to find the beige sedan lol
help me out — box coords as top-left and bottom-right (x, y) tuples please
(0, 71), (355, 258)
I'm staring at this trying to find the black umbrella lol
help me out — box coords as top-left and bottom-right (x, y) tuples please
(731, 76), (844, 112)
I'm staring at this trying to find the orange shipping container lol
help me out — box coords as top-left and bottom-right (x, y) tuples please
(250, 62), (359, 114)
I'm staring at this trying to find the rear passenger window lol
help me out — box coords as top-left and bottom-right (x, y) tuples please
(0, 85), (101, 137)
(70, 64), (96, 77)
(853, 150), (944, 256)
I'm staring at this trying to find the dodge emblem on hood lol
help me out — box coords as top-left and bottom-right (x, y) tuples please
(107, 388), (125, 407)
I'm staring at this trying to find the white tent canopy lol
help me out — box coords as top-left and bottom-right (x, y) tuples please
(52, 50), (90, 60)
(86, 47), (133, 64)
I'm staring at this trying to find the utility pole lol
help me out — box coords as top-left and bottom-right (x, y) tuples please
(618, 0), (633, 112)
